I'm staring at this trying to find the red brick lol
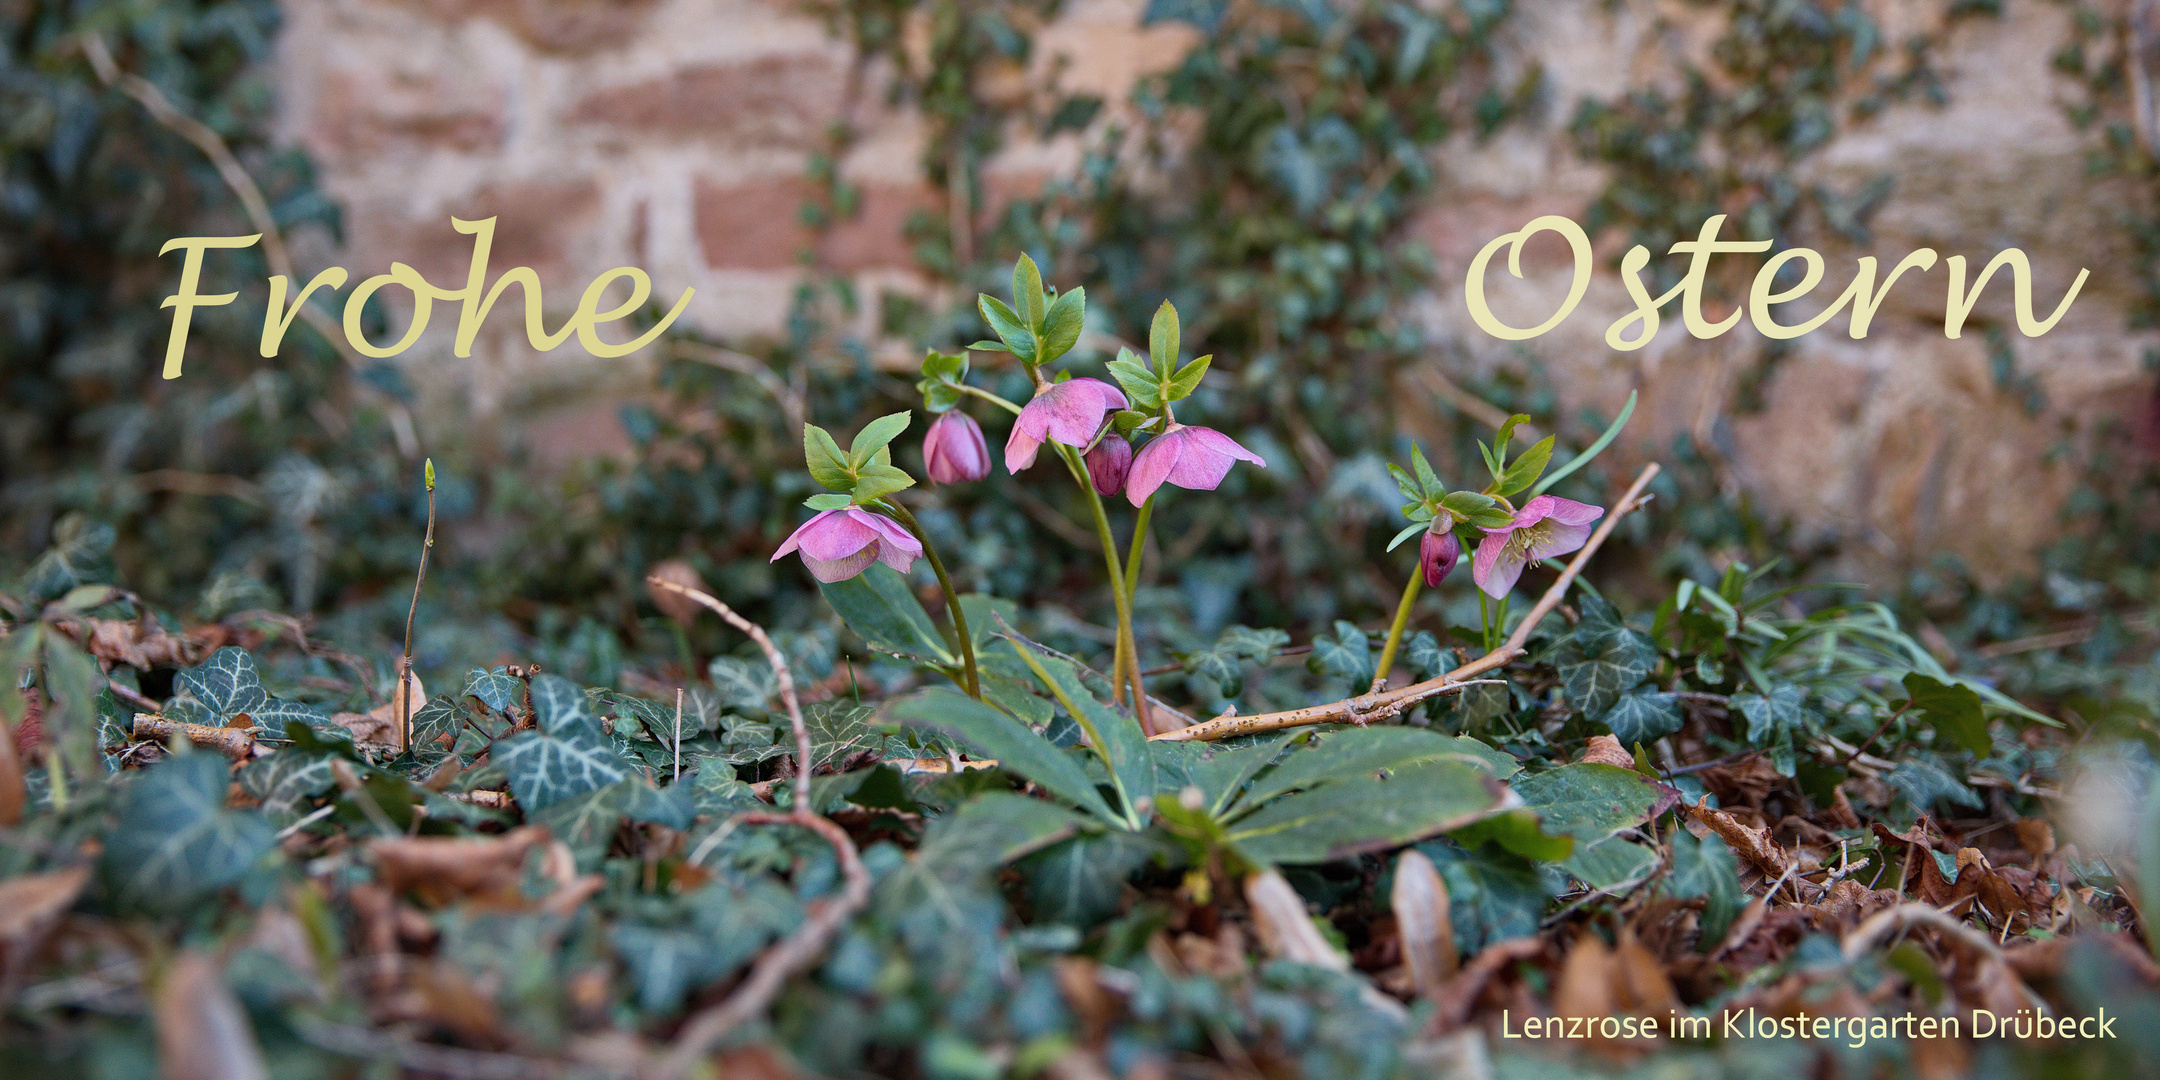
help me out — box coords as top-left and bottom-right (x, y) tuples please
(694, 175), (938, 273)
(570, 54), (846, 148)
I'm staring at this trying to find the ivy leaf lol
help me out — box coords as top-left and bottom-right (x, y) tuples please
(1733, 684), (1812, 745)
(101, 754), (276, 912)
(707, 656), (777, 715)
(462, 668), (523, 713)
(1038, 287), (1085, 364)
(1900, 673), (1990, 756)
(819, 564), (955, 667)
(18, 515), (115, 602)
(1402, 631), (1450, 681)
(1306, 620), (1374, 689)
(1599, 690), (1683, 746)
(1416, 839), (1564, 955)
(1885, 756), (1983, 813)
(1555, 609), (1656, 721)
(1176, 625), (1291, 698)
(238, 750), (338, 822)
(530, 780), (631, 870)
(495, 717), (629, 811)
(529, 674), (600, 736)
(611, 874), (800, 1014)
(803, 424), (853, 491)
(1667, 829), (1744, 948)
(168, 647), (268, 723)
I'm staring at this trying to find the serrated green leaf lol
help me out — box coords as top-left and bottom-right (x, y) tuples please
(849, 461), (916, 502)
(1039, 287), (1085, 364)
(883, 688), (1120, 826)
(819, 563), (954, 667)
(1012, 254), (1046, 329)
(920, 350), (967, 381)
(1147, 300), (1179, 371)
(847, 411), (913, 468)
(1410, 443), (1443, 499)
(979, 295), (1036, 362)
(1165, 354), (1209, 400)
(101, 754), (276, 912)
(803, 424), (853, 490)
(1495, 435), (1555, 497)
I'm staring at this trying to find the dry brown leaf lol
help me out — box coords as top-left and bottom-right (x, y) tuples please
(0, 865), (89, 941)
(367, 825), (549, 907)
(154, 951), (269, 1080)
(1391, 849), (1456, 998)
(1689, 799), (1789, 876)
(331, 669), (423, 748)
(1579, 735), (1634, 768)
(0, 719), (24, 826)
(1612, 927), (1677, 1014)
(1553, 934), (1615, 1021)
(2013, 819), (2055, 865)
(77, 616), (212, 670)
(1426, 937), (1546, 1034)
(1244, 869), (1347, 971)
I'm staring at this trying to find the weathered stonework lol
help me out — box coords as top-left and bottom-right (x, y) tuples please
(274, 0), (2159, 585)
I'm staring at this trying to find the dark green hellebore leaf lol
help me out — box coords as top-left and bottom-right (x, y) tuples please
(883, 688), (1120, 826)
(820, 563), (954, 668)
(1668, 828), (1744, 948)
(1225, 759), (1507, 865)
(102, 753), (276, 912)
(1901, 673), (1990, 756)
(1508, 763), (1678, 846)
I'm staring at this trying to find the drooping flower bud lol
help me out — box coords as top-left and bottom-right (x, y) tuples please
(1086, 436), (1133, 495)
(1420, 528), (1461, 588)
(922, 411), (990, 484)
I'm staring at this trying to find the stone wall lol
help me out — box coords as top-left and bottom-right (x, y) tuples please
(273, 0), (2159, 584)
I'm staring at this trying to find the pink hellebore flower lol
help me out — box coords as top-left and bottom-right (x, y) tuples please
(1470, 495), (1604, 599)
(1420, 528), (1461, 588)
(923, 412), (991, 484)
(770, 507), (923, 583)
(1125, 424), (1266, 506)
(1004, 378), (1128, 473)
(1086, 436), (1133, 496)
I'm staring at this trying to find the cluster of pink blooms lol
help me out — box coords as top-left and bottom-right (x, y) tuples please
(1419, 495), (1604, 599)
(775, 371), (1602, 601)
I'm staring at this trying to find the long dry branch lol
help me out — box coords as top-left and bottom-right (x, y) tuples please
(643, 576), (873, 1080)
(1152, 463), (1661, 742)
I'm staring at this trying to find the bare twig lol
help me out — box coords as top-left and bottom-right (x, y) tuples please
(1155, 463), (1661, 741)
(399, 461), (436, 752)
(672, 342), (807, 435)
(291, 1015), (623, 1080)
(672, 687), (684, 783)
(643, 576), (873, 1079)
(130, 716), (256, 759)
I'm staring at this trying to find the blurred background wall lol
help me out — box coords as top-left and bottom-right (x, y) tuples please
(272, 0), (2157, 586)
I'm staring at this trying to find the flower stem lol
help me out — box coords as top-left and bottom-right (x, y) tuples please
(1371, 564), (1424, 692)
(1123, 493), (1155, 601)
(957, 383), (1024, 416)
(1056, 444), (1151, 734)
(880, 501), (980, 700)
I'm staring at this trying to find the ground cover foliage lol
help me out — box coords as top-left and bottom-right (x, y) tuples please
(7, 0), (2160, 1078)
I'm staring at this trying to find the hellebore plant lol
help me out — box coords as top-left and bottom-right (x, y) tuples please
(902, 256), (1263, 734)
(1371, 392), (1638, 682)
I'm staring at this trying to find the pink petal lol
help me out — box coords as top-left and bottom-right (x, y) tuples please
(1125, 431), (1182, 506)
(802, 547), (879, 583)
(1181, 426), (1266, 467)
(1005, 424), (1042, 473)
(1161, 434), (1235, 492)
(859, 510), (924, 559)
(771, 509), (841, 561)
(797, 510), (881, 562)
(1520, 520), (1595, 562)
(1521, 495), (1604, 528)
(1472, 532), (1526, 600)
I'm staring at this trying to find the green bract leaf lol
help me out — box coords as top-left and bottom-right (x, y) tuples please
(803, 424), (853, 490)
(964, 339), (1009, 353)
(102, 754), (276, 912)
(979, 295), (1037, 363)
(1410, 443), (1443, 499)
(1147, 300), (1180, 372)
(1385, 521), (1427, 552)
(920, 349), (967, 382)
(849, 460), (916, 502)
(1667, 829), (1744, 948)
(819, 563), (954, 667)
(1530, 390), (1637, 497)
(1165, 355), (1209, 400)
(1492, 414), (1530, 461)
(847, 411), (913, 468)
(1495, 435), (1555, 497)
(1039, 287), (1085, 364)
(1106, 352), (1160, 409)
(803, 492), (853, 511)
(1439, 490), (1497, 522)
(1900, 673), (1990, 756)
(1012, 254), (1046, 330)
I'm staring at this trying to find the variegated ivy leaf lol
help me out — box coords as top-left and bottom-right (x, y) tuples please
(239, 750), (339, 823)
(1599, 690), (1683, 747)
(462, 667), (523, 713)
(1555, 596), (1656, 721)
(495, 717), (629, 812)
(101, 754), (276, 912)
(1305, 620), (1374, 689)
(1177, 625), (1291, 698)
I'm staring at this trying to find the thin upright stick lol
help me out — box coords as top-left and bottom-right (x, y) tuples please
(643, 576), (873, 1079)
(672, 687), (684, 783)
(399, 460), (436, 752)
(1154, 463), (1660, 742)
